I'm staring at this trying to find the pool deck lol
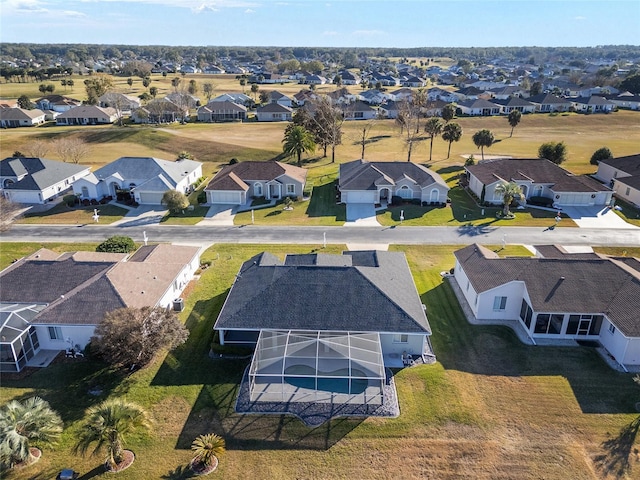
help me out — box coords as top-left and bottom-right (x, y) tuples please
(235, 367), (400, 427)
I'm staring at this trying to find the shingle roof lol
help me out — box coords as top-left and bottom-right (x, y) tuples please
(527, 93), (572, 105)
(56, 105), (117, 118)
(1, 157), (88, 191)
(215, 251), (431, 334)
(339, 159), (448, 191)
(257, 103), (292, 113)
(466, 158), (610, 193)
(457, 98), (500, 109)
(205, 161), (307, 191)
(454, 244), (640, 337)
(491, 97), (535, 107)
(600, 154), (640, 176)
(0, 107), (45, 120)
(89, 156), (202, 188)
(615, 175), (640, 190)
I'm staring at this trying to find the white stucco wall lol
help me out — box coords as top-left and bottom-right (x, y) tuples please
(453, 259), (479, 317)
(595, 163), (630, 184)
(613, 180), (640, 207)
(476, 282), (526, 320)
(34, 324), (96, 350)
(379, 333), (425, 357)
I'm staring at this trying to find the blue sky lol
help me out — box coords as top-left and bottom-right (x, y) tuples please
(1, 0), (639, 48)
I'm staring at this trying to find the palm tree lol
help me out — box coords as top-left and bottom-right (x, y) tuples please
(0, 397), (63, 468)
(191, 433), (225, 470)
(75, 399), (151, 470)
(441, 104), (456, 123)
(282, 125), (316, 167)
(494, 181), (524, 216)
(507, 110), (522, 137)
(441, 122), (463, 158)
(472, 129), (495, 161)
(424, 117), (443, 162)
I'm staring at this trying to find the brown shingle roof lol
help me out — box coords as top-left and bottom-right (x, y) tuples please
(205, 161), (307, 191)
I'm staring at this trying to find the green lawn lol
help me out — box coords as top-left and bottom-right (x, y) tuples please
(612, 197), (640, 227)
(16, 203), (128, 225)
(1, 243), (638, 479)
(160, 205), (210, 225)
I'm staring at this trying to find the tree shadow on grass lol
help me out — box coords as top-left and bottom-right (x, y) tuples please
(77, 465), (107, 480)
(424, 281), (639, 414)
(594, 416), (640, 478)
(436, 165), (465, 175)
(161, 465), (196, 479)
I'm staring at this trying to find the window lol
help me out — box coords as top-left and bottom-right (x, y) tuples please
(534, 314), (563, 334)
(519, 299), (533, 329)
(254, 183), (263, 196)
(626, 187), (631, 196)
(608, 323), (616, 335)
(393, 334), (408, 343)
(493, 296), (507, 311)
(286, 184), (295, 194)
(48, 326), (63, 340)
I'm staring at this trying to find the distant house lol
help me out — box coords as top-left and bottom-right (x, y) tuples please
(343, 100), (377, 120)
(268, 91), (294, 108)
(423, 99), (449, 117)
(379, 100), (400, 119)
(132, 99), (188, 124)
(360, 89), (391, 105)
(304, 74), (327, 85)
(72, 156), (203, 204)
(456, 98), (501, 116)
(56, 105), (118, 126)
(98, 93), (141, 114)
(197, 101), (247, 122)
(255, 103), (292, 122)
(203, 65), (225, 74)
(401, 76), (426, 87)
(214, 250), (434, 405)
(339, 70), (360, 85)
(339, 159), (449, 206)
(390, 88), (414, 102)
(34, 95), (82, 113)
(0, 107), (46, 127)
(293, 89), (316, 106)
(205, 160), (307, 205)
(451, 243), (640, 370)
(466, 158), (613, 208)
(607, 92), (640, 111)
(210, 93), (252, 105)
(594, 154), (640, 207)
(427, 87), (459, 103)
(165, 92), (200, 109)
(1, 157), (90, 204)
(0, 244), (201, 373)
(570, 96), (615, 113)
(487, 85), (527, 99)
(527, 93), (572, 113)
(491, 97), (536, 114)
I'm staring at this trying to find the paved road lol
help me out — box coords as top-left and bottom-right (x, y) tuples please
(3, 224), (639, 247)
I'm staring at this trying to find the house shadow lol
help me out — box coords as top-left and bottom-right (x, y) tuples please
(424, 281), (639, 415)
(174, 384), (364, 453)
(593, 416), (640, 478)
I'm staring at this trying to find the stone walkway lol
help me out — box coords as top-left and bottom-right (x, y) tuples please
(235, 366), (399, 427)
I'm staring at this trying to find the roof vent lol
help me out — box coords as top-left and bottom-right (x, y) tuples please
(60, 295), (64, 299)
(560, 276), (565, 281)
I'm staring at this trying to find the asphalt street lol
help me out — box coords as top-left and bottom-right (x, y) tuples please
(3, 224), (639, 247)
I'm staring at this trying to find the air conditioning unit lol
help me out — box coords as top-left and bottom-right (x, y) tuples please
(173, 298), (184, 312)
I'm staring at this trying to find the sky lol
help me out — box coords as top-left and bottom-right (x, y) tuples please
(1, 0), (639, 48)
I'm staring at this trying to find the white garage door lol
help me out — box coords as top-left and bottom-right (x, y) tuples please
(211, 191), (242, 204)
(6, 190), (43, 204)
(137, 191), (165, 205)
(344, 191), (376, 203)
(557, 193), (591, 206)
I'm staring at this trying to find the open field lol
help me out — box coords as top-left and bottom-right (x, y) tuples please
(1, 242), (638, 480)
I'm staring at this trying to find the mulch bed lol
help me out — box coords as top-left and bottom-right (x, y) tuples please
(12, 448), (41, 469)
(105, 450), (135, 473)
(189, 456), (218, 476)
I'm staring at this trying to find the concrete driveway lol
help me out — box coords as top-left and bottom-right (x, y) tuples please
(197, 204), (237, 226)
(110, 205), (168, 227)
(562, 205), (638, 229)
(345, 203), (380, 226)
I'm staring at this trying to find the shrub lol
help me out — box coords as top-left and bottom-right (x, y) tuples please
(391, 195), (403, 206)
(411, 198), (421, 205)
(63, 194), (78, 207)
(528, 196), (554, 208)
(464, 155), (475, 166)
(197, 191), (207, 204)
(96, 235), (136, 253)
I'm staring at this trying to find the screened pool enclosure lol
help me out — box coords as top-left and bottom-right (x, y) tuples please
(248, 330), (386, 405)
(0, 303), (45, 372)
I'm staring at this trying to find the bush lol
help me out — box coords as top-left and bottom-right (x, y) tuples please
(63, 194), (78, 207)
(590, 147), (613, 165)
(410, 198), (421, 205)
(96, 235), (136, 253)
(528, 196), (554, 208)
(391, 195), (403, 206)
(197, 191), (207, 204)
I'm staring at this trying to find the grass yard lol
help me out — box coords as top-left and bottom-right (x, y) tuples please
(612, 197), (640, 227)
(1, 242), (638, 480)
(160, 206), (210, 225)
(16, 203), (128, 225)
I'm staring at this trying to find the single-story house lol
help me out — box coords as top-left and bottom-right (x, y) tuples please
(0, 107), (46, 127)
(607, 92), (640, 111)
(132, 99), (188, 124)
(487, 85), (528, 99)
(465, 158), (613, 208)
(0, 244), (201, 373)
(214, 250), (434, 404)
(56, 105), (118, 126)
(268, 91), (294, 107)
(456, 98), (501, 116)
(197, 101), (247, 122)
(452, 244), (640, 369)
(401, 76), (426, 88)
(165, 92), (200, 109)
(34, 95), (82, 113)
(379, 100), (400, 119)
(255, 103), (292, 122)
(339, 159), (449, 205)
(210, 93), (252, 105)
(72, 156), (203, 205)
(1, 157), (90, 204)
(594, 154), (640, 207)
(527, 93), (572, 113)
(491, 97), (536, 114)
(343, 100), (378, 120)
(339, 70), (360, 85)
(204, 160), (307, 205)
(570, 96), (615, 113)
(98, 92), (142, 114)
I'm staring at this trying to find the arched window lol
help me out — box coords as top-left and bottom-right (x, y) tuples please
(254, 183), (263, 196)
(429, 189), (439, 203)
(81, 186), (89, 198)
(397, 185), (412, 199)
(3, 179), (14, 188)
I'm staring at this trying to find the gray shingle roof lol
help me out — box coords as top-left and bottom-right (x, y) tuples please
(466, 158), (610, 193)
(339, 159), (448, 191)
(1, 157), (88, 191)
(600, 154), (640, 176)
(90, 156), (202, 188)
(454, 244), (640, 337)
(215, 251), (430, 334)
